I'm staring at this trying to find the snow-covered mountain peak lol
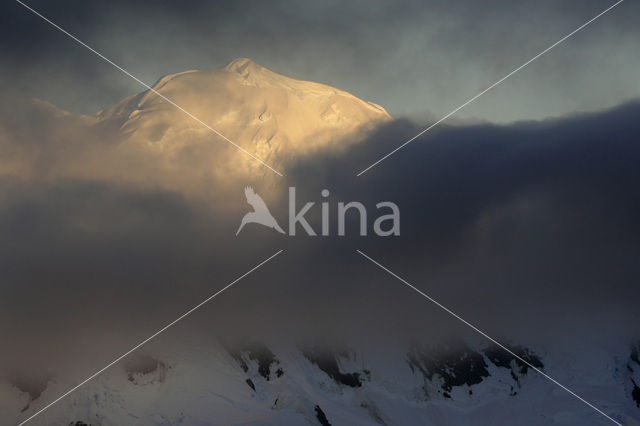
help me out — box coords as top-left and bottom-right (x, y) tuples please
(94, 58), (391, 177)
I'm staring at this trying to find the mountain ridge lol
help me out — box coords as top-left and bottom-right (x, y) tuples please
(4, 338), (639, 425)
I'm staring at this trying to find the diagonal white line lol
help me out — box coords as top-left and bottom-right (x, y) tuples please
(17, 249), (284, 426)
(15, 0), (283, 177)
(357, 0), (624, 176)
(356, 249), (622, 425)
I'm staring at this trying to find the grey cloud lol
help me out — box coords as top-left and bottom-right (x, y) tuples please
(1, 0), (638, 121)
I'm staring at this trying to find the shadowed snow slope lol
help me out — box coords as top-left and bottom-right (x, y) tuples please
(5, 338), (639, 425)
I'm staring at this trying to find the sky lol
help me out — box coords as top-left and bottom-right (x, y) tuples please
(1, 0), (639, 122)
(1, 0), (639, 422)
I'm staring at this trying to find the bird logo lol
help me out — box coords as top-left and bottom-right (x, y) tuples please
(236, 186), (285, 236)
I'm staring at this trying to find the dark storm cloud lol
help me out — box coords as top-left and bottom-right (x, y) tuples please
(286, 100), (640, 343)
(2, 99), (640, 386)
(1, 0), (639, 120)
